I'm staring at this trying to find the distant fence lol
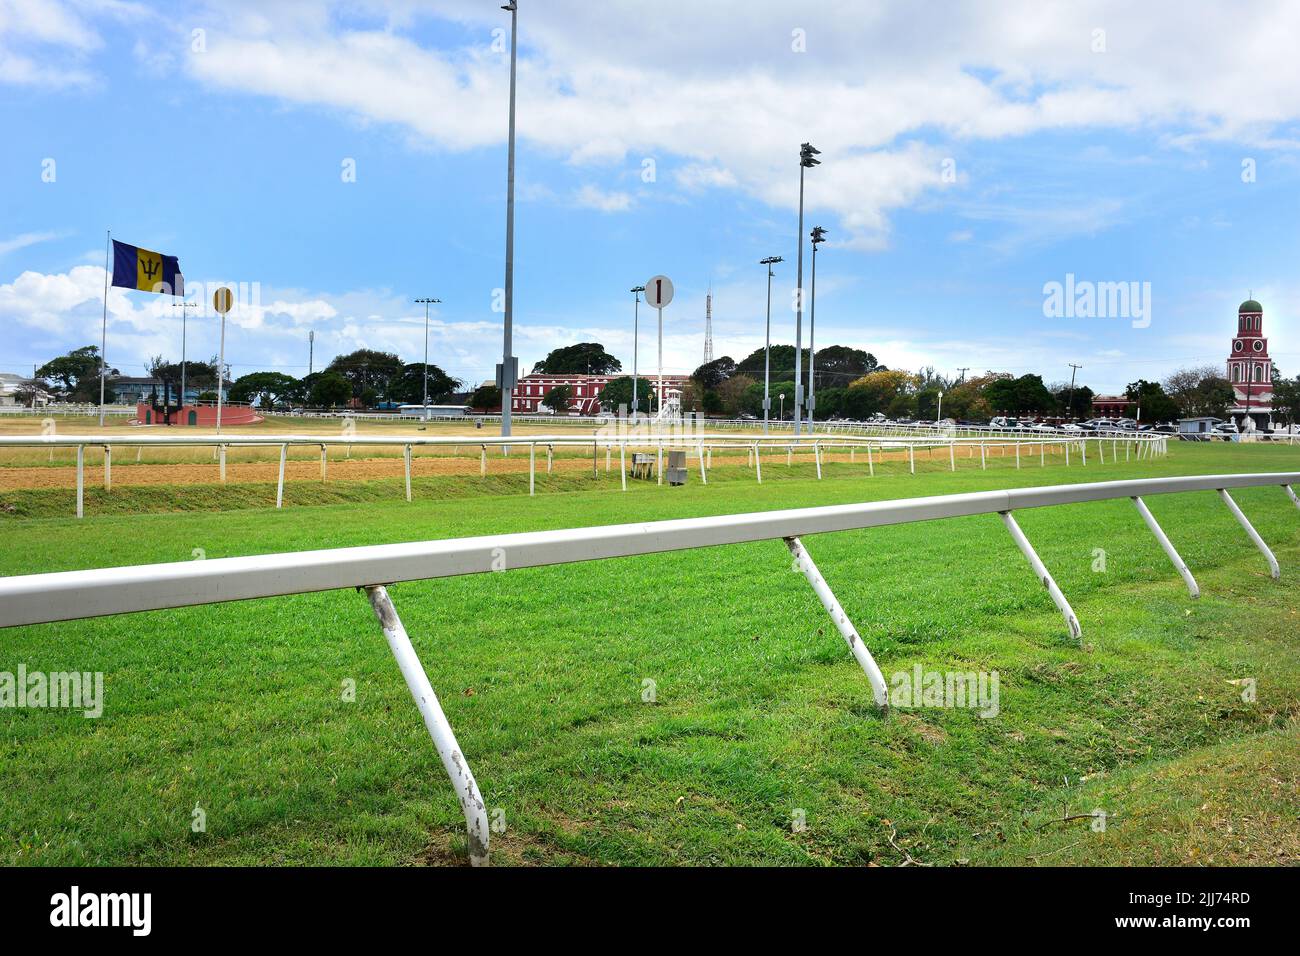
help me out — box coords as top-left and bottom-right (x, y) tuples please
(2, 470), (1293, 864)
(0, 431), (1168, 518)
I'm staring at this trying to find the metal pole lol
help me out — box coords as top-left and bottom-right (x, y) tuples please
(216, 312), (226, 434)
(76, 444), (83, 519)
(784, 536), (889, 710)
(363, 585), (489, 867)
(99, 231), (110, 427)
(404, 445), (412, 502)
(657, 306), (663, 423)
(1132, 496), (1199, 598)
(500, 0), (518, 440)
(423, 300), (430, 408)
(103, 445), (111, 490)
(631, 287), (642, 417)
(808, 237), (817, 425)
(529, 443), (535, 496)
(794, 164), (805, 437)
(1218, 489), (1280, 579)
(277, 443), (287, 508)
(763, 260), (773, 435)
(1000, 511), (1082, 640)
(620, 442), (626, 492)
(181, 299), (187, 405)
(753, 442), (762, 483)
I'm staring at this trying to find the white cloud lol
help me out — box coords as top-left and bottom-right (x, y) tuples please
(0, 231), (63, 256)
(573, 184), (633, 213)
(169, 0), (1300, 250)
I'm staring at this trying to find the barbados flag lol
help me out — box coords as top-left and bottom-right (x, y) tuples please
(111, 240), (183, 296)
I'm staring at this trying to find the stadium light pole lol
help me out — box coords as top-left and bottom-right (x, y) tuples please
(172, 297), (195, 404)
(794, 142), (820, 436)
(415, 298), (441, 409)
(630, 285), (645, 418)
(499, 0), (519, 439)
(808, 225), (827, 425)
(760, 256), (783, 435)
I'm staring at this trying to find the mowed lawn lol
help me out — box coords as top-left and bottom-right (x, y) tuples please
(1, 442), (1298, 866)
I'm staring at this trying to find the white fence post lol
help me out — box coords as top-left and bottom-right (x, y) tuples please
(1218, 489), (1280, 579)
(1132, 496), (1198, 598)
(75, 444), (84, 519)
(754, 443), (762, 484)
(999, 510), (1082, 640)
(784, 536), (889, 710)
(363, 586), (489, 867)
(404, 445), (413, 502)
(277, 443), (287, 508)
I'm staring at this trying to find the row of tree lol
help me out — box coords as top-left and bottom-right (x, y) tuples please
(27, 342), (1300, 426)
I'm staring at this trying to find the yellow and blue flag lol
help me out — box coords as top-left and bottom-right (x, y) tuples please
(111, 240), (183, 296)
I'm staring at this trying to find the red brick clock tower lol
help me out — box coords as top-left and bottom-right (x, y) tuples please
(1227, 298), (1272, 431)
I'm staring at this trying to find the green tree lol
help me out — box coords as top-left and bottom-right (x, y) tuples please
(468, 384), (502, 411)
(983, 373), (1056, 415)
(812, 346), (881, 390)
(692, 356), (736, 391)
(1164, 366), (1234, 418)
(735, 345), (808, 382)
(308, 372), (353, 408)
(327, 349), (404, 399)
(532, 342), (621, 375)
(386, 363), (461, 405)
(1271, 373), (1300, 427)
(1124, 379), (1180, 424)
(543, 384), (573, 412)
(37, 346), (115, 401)
(843, 369), (916, 418)
(599, 376), (656, 413)
(229, 371), (299, 408)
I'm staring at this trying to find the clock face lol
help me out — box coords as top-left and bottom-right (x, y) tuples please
(1253, 340), (1264, 352)
(1234, 341), (1243, 352)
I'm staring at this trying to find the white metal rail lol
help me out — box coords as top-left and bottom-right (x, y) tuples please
(0, 471), (1294, 864)
(0, 431), (1167, 518)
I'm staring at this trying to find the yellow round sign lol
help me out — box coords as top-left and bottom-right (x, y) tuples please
(213, 287), (233, 315)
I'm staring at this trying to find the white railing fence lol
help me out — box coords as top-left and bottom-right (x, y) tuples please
(1, 471), (1294, 865)
(0, 431), (1168, 518)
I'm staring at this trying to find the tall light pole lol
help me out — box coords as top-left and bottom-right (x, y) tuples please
(499, 0), (519, 438)
(308, 330), (315, 376)
(630, 285), (645, 417)
(808, 225), (827, 425)
(415, 297), (441, 408)
(760, 256), (783, 434)
(779, 393), (785, 422)
(172, 297), (194, 403)
(794, 143), (820, 436)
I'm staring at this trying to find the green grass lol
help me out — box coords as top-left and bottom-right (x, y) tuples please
(1, 442), (1297, 866)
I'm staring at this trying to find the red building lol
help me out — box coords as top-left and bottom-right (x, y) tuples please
(1090, 395), (1129, 419)
(511, 373), (689, 415)
(1228, 298), (1273, 430)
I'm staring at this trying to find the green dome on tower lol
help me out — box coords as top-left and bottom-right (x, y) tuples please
(1239, 299), (1263, 313)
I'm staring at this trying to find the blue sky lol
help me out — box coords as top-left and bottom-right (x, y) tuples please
(2, 0), (1299, 395)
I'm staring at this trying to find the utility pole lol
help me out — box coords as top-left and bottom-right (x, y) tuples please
(957, 367), (970, 384)
(309, 330), (315, 375)
(1067, 363), (1083, 421)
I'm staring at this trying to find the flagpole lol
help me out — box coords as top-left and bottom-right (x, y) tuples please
(100, 230), (110, 427)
